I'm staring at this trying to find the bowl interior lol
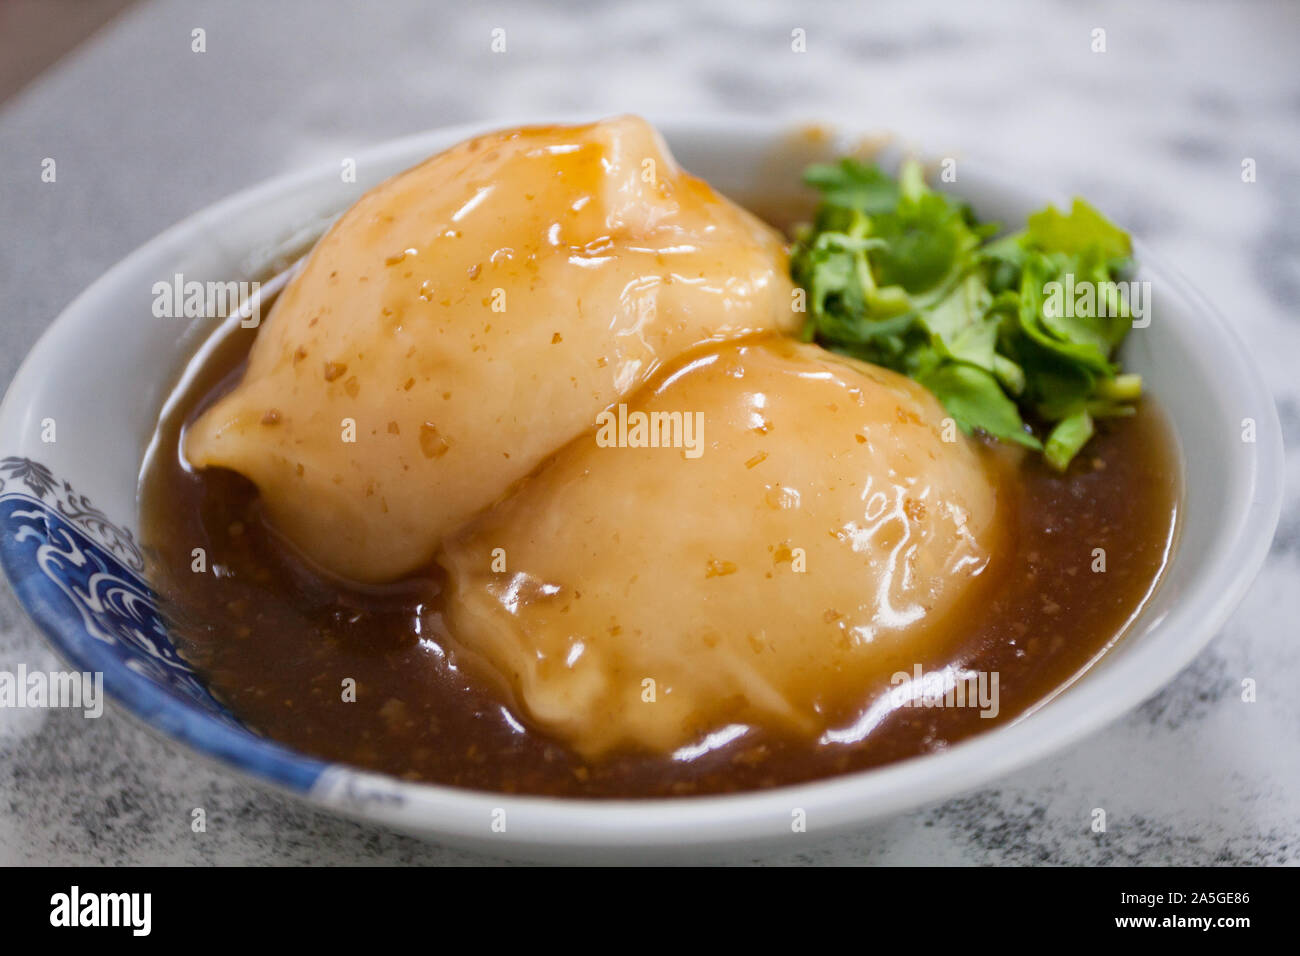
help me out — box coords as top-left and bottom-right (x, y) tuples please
(0, 117), (1282, 857)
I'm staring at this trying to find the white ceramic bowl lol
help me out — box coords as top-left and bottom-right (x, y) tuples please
(0, 117), (1283, 862)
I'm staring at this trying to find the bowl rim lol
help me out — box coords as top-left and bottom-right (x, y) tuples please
(0, 115), (1285, 852)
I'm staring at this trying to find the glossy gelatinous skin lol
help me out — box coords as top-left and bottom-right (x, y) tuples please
(437, 338), (1007, 759)
(184, 117), (797, 582)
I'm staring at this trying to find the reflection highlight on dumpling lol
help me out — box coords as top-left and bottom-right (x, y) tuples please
(437, 338), (1008, 758)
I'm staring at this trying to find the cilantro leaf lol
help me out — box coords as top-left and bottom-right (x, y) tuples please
(802, 159), (901, 214)
(1026, 198), (1131, 260)
(917, 362), (1042, 450)
(790, 158), (1141, 469)
(871, 191), (979, 293)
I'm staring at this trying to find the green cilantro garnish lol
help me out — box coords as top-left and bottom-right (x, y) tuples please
(790, 158), (1142, 470)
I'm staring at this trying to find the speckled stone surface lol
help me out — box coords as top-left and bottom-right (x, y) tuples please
(1, 0), (1297, 865)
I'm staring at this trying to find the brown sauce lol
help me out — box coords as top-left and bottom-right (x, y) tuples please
(139, 301), (1179, 799)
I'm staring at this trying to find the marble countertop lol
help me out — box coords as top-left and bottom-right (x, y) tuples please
(1, 0), (1297, 865)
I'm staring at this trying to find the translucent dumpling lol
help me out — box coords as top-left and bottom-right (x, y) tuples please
(437, 338), (1008, 758)
(184, 117), (797, 581)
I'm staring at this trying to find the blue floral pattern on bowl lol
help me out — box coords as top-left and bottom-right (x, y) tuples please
(0, 456), (328, 791)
